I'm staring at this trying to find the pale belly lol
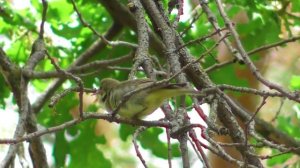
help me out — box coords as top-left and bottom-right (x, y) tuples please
(117, 94), (165, 118)
(118, 102), (158, 118)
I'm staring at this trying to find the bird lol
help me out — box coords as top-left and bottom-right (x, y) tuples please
(97, 78), (201, 119)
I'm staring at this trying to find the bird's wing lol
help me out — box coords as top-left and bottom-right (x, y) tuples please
(124, 78), (154, 87)
(115, 78), (154, 92)
(159, 83), (188, 89)
(116, 78), (188, 96)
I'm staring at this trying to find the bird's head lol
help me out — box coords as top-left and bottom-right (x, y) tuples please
(97, 78), (120, 102)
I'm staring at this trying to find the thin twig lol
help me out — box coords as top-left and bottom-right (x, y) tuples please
(188, 130), (211, 168)
(39, 0), (48, 38)
(166, 128), (172, 168)
(49, 87), (96, 108)
(70, 0), (137, 48)
(0, 113), (170, 144)
(176, 27), (227, 51)
(168, 32), (230, 82)
(243, 96), (267, 167)
(215, 0), (300, 104)
(180, 9), (203, 36)
(46, 53), (84, 118)
(24, 53), (133, 79)
(204, 130), (256, 168)
(247, 35), (300, 55)
(198, 0), (243, 62)
(271, 98), (285, 122)
(187, 137), (203, 164)
(259, 146), (300, 160)
(133, 127), (148, 168)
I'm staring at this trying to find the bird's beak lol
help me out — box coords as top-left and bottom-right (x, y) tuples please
(93, 89), (103, 95)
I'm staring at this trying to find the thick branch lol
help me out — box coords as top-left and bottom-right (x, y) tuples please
(128, 0), (153, 79)
(98, 0), (165, 56)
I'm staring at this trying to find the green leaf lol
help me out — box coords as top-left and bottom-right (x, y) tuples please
(277, 116), (300, 140)
(6, 40), (29, 64)
(267, 149), (292, 166)
(86, 104), (99, 112)
(119, 124), (137, 141)
(68, 120), (111, 167)
(48, 0), (73, 23)
(209, 64), (249, 87)
(227, 5), (243, 18)
(291, 0), (300, 12)
(51, 24), (82, 39)
(53, 131), (69, 167)
(32, 79), (51, 92)
(0, 76), (10, 108)
(37, 93), (77, 127)
(139, 128), (180, 159)
(290, 75), (300, 90)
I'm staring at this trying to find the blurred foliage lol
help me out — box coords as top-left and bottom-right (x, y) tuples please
(290, 75), (300, 91)
(277, 116), (300, 141)
(0, 0), (300, 167)
(267, 149), (292, 167)
(119, 125), (181, 159)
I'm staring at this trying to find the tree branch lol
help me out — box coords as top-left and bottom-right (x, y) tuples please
(0, 113), (170, 144)
(31, 22), (123, 114)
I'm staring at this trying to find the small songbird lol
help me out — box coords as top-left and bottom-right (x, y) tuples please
(98, 78), (200, 119)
